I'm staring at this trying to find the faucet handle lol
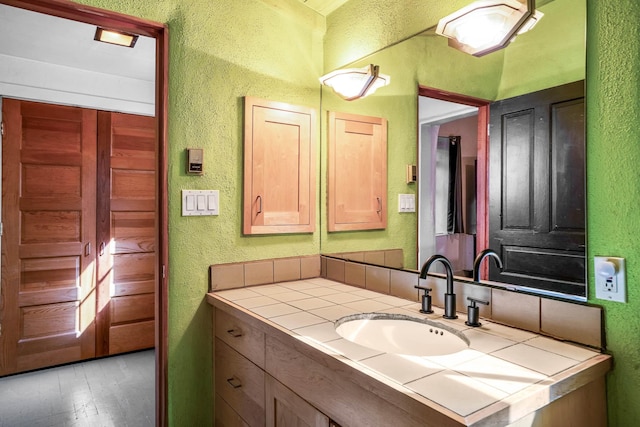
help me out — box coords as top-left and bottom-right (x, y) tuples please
(414, 285), (434, 314)
(465, 297), (490, 327)
(467, 296), (490, 307)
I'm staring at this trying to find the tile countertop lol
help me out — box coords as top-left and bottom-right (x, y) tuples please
(207, 277), (612, 425)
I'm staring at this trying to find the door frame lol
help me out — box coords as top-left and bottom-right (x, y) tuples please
(417, 86), (490, 277)
(0, 1), (169, 425)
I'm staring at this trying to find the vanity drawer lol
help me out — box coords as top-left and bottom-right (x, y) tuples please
(215, 393), (250, 427)
(216, 308), (265, 368)
(216, 338), (265, 427)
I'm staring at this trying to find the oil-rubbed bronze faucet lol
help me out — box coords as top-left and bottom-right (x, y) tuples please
(419, 255), (457, 319)
(472, 249), (503, 282)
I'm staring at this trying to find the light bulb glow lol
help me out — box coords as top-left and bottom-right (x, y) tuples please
(435, 0), (543, 56)
(320, 64), (390, 101)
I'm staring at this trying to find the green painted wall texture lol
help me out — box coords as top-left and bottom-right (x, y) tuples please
(587, 1), (640, 425)
(68, 0), (640, 425)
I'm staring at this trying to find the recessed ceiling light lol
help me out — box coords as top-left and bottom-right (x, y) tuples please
(94, 27), (138, 48)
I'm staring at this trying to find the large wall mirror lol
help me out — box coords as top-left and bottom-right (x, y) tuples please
(319, 0), (586, 300)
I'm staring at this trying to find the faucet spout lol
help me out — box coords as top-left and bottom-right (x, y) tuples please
(419, 254), (457, 319)
(472, 249), (503, 282)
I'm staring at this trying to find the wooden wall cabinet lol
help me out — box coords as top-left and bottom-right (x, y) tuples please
(327, 111), (387, 231)
(243, 97), (316, 235)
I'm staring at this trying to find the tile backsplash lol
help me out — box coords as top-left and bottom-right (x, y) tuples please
(209, 254), (604, 350)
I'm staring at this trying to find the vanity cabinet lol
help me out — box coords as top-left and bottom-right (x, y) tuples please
(243, 97), (316, 235)
(214, 308), (332, 427)
(327, 111), (387, 231)
(210, 290), (609, 427)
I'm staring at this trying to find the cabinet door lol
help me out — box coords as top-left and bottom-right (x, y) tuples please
(243, 97), (316, 235)
(328, 112), (387, 231)
(266, 374), (329, 427)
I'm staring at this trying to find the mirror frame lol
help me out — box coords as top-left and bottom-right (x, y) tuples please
(0, 0), (169, 424)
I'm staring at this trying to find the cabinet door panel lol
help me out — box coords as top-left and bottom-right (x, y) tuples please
(266, 374), (329, 427)
(328, 112), (387, 231)
(244, 98), (316, 234)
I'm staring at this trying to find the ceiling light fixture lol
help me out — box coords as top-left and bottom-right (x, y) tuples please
(319, 64), (390, 101)
(436, 0), (543, 57)
(94, 27), (139, 48)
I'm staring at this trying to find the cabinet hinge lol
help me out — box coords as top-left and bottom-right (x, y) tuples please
(1, 121), (4, 137)
(0, 222), (3, 236)
(162, 265), (166, 279)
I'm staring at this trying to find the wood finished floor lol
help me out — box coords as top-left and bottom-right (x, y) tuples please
(0, 349), (154, 427)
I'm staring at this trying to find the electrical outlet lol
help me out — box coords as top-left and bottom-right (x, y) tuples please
(594, 256), (626, 303)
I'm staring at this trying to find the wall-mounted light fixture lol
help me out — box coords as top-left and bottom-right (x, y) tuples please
(319, 64), (390, 101)
(436, 0), (543, 57)
(94, 27), (139, 48)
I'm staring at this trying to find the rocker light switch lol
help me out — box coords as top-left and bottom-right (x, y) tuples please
(398, 194), (416, 213)
(182, 190), (219, 216)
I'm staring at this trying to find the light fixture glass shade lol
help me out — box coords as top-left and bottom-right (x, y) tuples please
(94, 27), (138, 48)
(319, 64), (390, 101)
(436, 0), (542, 57)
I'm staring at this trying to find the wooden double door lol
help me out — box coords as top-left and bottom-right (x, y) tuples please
(0, 98), (157, 376)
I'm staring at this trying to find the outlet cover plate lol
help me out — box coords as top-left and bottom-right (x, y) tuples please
(594, 256), (626, 303)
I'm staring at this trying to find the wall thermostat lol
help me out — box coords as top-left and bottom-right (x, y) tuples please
(406, 164), (417, 183)
(187, 148), (203, 175)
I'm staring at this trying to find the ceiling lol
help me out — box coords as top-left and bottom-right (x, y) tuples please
(0, 3), (155, 82)
(0, 0), (346, 83)
(297, 0), (349, 15)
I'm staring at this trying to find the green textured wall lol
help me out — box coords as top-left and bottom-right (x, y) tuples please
(587, 1), (640, 425)
(58, 0), (640, 425)
(75, 0), (323, 425)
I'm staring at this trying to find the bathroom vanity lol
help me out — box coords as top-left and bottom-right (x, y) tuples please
(207, 278), (610, 426)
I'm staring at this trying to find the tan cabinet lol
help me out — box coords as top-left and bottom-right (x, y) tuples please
(215, 339), (265, 427)
(266, 375), (330, 427)
(243, 97), (316, 235)
(214, 308), (332, 427)
(327, 111), (387, 231)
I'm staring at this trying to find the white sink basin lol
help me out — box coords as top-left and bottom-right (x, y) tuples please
(335, 313), (469, 357)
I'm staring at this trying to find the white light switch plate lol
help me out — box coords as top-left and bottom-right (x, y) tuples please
(182, 190), (219, 216)
(398, 194), (415, 213)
